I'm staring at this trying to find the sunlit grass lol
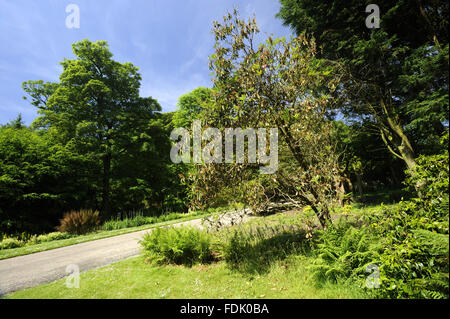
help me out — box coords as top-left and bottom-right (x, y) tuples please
(7, 255), (367, 299)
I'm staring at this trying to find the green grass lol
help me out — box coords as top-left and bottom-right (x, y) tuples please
(333, 201), (400, 216)
(0, 211), (211, 260)
(6, 255), (367, 299)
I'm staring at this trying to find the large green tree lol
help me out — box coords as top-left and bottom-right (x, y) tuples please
(23, 40), (162, 217)
(277, 0), (449, 170)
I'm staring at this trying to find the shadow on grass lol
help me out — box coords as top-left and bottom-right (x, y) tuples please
(223, 227), (312, 276)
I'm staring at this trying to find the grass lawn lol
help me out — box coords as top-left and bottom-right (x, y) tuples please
(0, 211), (212, 260)
(6, 255), (368, 299)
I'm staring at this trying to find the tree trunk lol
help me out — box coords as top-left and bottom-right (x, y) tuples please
(277, 121), (333, 226)
(315, 204), (331, 229)
(355, 173), (363, 197)
(101, 152), (111, 217)
(397, 139), (417, 171)
(379, 99), (418, 171)
(334, 177), (346, 206)
(380, 116), (427, 195)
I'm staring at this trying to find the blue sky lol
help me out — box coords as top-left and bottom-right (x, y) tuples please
(0, 0), (292, 125)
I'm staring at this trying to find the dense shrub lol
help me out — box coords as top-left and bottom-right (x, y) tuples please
(0, 231), (76, 251)
(56, 209), (101, 235)
(378, 228), (449, 299)
(372, 200), (449, 299)
(103, 214), (152, 231)
(405, 134), (448, 203)
(308, 175), (449, 298)
(0, 237), (24, 250)
(0, 126), (100, 236)
(139, 226), (214, 266)
(36, 231), (72, 243)
(312, 151), (449, 299)
(365, 141), (449, 299)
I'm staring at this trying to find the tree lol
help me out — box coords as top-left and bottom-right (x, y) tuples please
(157, 112), (190, 213)
(0, 125), (95, 235)
(277, 0), (449, 170)
(0, 126), (56, 234)
(171, 88), (214, 211)
(172, 87), (212, 128)
(5, 113), (25, 129)
(23, 39), (161, 217)
(194, 10), (343, 227)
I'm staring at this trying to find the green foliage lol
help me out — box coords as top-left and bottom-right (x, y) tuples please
(103, 214), (151, 231)
(308, 222), (382, 285)
(371, 200), (449, 299)
(139, 226), (214, 266)
(0, 126), (53, 234)
(0, 231), (72, 249)
(4, 114), (25, 129)
(23, 39), (165, 218)
(312, 182), (449, 299)
(366, 148), (449, 298)
(332, 121), (405, 191)
(172, 87), (212, 128)
(277, 0), (449, 166)
(2, 40), (188, 236)
(156, 112), (190, 214)
(400, 44), (449, 155)
(405, 134), (449, 207)
(36, 232), (73, 243)
(56, 209), (101, 235)
(0, 237), (23, 250)
(0, 124), (94, 235)
(102, 211), (201, 231)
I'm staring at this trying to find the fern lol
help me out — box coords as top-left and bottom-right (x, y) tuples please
(308, 223), (381, 285)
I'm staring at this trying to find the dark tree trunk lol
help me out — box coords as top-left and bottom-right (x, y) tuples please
(309, 202), (331, 229)
(355, 173), (363, 197)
